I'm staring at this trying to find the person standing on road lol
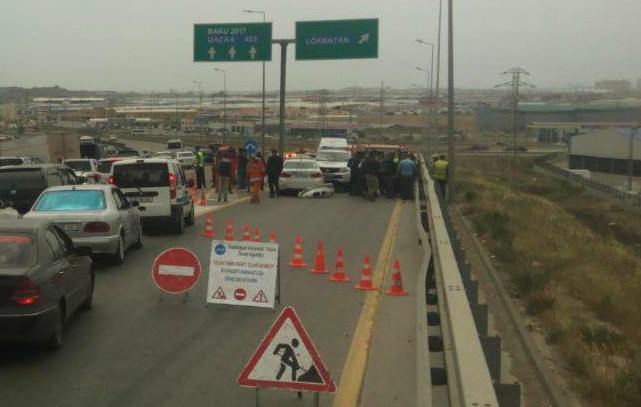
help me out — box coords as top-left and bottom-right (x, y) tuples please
(348, 151), (365, 196)
(216, 153), (232, 202)
(361, 151), (380, 201)
(237, 148), (248, 191)
(382, 153), (398, 199)
(398, 154), (417, 200)
(433, 154), (449, 199)
(266, 149), (284, 198)
(247, 155), (266, 203)
(195, 146), (205, 189)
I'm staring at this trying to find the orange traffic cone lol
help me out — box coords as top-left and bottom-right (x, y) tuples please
(329, 248), (349, 282)
(386, 259), (409, 296)
(224, 219), (234, 241)
(201, 213), (215, 238)
(355, 255), (376, 290)
(254, 227), (262, 242)
(199, 190), (207, 206)
(288, 236), (307, 268)
(310, 241), (328, 274)
(242, 225), (251, 241)
(268, 231), (277, 243)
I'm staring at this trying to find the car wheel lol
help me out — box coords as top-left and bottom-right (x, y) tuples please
(173, 209), (185, 234)
(112, 235), (125, 265)
(80, 269), (95, 311)
(132, 222), (143, 249)
(47, 304), (65, 351)
(185, 205), (195, 226)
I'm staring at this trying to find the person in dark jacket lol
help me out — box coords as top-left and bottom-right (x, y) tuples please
(382, 153), (398, 199)
(348, 151), (365, 196)
(361, 151), (380, 201)
(266, 150), (284, 198)
(237, 148), (248, 191)
(217, 153), (232, 202)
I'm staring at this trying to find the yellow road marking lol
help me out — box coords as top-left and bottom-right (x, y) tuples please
(195, 189), (251, 218)
(332, 200), (402, 407)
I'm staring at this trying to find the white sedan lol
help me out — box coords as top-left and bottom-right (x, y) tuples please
(279, 158), (325, 191)
(175, 151), (196, 167)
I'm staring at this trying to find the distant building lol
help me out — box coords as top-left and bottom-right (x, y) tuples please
(1, 103), (18, 123)
(568, 127), (641, 176)
(594, 79), (632, 94)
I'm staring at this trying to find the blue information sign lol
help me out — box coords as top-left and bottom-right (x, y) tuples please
(244, 139), (258, 155)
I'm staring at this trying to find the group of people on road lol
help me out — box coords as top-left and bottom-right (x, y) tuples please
(348, 150), (418, 202)
(210, 147), (284, 204)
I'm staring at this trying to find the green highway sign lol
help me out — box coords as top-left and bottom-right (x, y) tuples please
(193, 23), (272, 62)
(295, 19), (378, 60)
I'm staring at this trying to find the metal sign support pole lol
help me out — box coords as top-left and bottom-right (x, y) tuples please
(276, 249), (282, 307)
(272, 39), (295, 157)
(255, 388), (260, 407)
(314, 392), (320, 407)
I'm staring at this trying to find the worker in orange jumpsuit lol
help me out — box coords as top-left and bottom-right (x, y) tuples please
(247, 155), (266, 203)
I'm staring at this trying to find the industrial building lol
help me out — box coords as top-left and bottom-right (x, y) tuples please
(568, 127), (641, 176)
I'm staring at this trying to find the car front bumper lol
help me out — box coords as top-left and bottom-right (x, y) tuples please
(72, 234), (121, 255)
(0, 306), (58, 343)
(280, 178), (326, 190)
(321, 172), (350, 184)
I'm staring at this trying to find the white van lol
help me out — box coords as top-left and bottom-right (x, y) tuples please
(318, 137), (349, 153)
(167, 138), (184, 153)
(110, 158), (195, 234)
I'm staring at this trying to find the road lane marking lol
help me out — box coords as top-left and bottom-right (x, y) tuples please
(195, 189), (251, 218)
(332, 200), (402, 407)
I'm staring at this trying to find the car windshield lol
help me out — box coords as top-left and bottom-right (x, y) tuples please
(97, 161), (116, 173)
(0, 158), (23, 166)
(178, 152), (193, 157)
(113, 163), (169, 187)
(284, 161), (317, 169)
(118, 150), (138, 157)
(34, 190), (106, 211)
(0, 169), (44, 189)
(316, 152), (350, 162)
(0, 234), (35, 268)
(168, 142), (182, 149)
(64, 160), (92, 172)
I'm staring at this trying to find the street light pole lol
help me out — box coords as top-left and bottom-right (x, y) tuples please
(214, 68), (227, 144)
(447, 0), (455, 202)
(243, 9), (267, 155)
(415, 40), (434, 99)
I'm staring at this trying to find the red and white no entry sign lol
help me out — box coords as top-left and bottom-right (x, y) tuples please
(152, 247), (202, 294)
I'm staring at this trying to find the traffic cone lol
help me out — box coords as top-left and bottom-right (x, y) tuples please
(201, 213), (215, 238)
(386, 259), (409, 296)
(310, 241), (328, 274)
(288, 236), (307, 268)
(268, 231), (277, 243)
(355, 255), (376, 290)
(199, 190), (207, 206)
(254, 227), (262, 242)
(242, 225), (251, 241)
(329, 248), (349, 282)
(224, 219), (234, 241)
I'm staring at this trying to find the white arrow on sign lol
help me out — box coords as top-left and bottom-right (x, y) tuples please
(358, 33), (370, 44)
(249, 46), (257, 60)
(208, 46), (216, 60)
(228, 46), (237, 60)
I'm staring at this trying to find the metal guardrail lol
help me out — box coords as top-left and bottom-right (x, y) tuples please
(418, 154), (500, 407)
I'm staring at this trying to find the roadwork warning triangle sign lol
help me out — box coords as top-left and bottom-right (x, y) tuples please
(212, 286), (226, 300)
(238, 306), (336, 393)
(252, 289), (269, 303)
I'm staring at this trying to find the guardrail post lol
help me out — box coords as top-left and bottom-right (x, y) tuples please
(494, 383), (521, 407)
(471, 303), (489, 337)
(481, 336), (502, 382)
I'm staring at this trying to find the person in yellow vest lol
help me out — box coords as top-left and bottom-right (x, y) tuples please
(433, 154), (449, 198)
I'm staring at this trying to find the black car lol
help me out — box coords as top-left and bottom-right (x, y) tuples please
(0, 219), (94, 349)
(0, 164), (78, 214)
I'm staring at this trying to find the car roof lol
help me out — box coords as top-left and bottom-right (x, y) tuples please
(113, 158), (174, 165)
(285, 158), (318, 163)
(0, 218), (50, 234)
(43, 184), (114, 192)
(99, 157), (124, 162)
(0, 164), (59, 171)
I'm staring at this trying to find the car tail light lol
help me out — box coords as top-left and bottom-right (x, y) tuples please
(280, 172), (291, 178)
(10, 277), (40, 306)
(107, 175), (114, 184)
(311, 172), (322, 178)
(169, 173), (176, 199)
(84, 222), (111, 233)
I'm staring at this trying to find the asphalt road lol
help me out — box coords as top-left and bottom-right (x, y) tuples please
(0, 193), (422, 407)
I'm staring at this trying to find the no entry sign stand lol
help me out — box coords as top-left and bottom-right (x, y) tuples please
(152, 247), (202, 304)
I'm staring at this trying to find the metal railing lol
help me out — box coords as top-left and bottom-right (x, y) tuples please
(418, 154), (500, 407)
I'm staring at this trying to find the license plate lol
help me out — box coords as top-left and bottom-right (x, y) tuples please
(135, 197), (153, 202)
(62, 223), (80, 232)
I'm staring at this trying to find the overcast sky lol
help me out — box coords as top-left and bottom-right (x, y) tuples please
(1, 0), (640, 93)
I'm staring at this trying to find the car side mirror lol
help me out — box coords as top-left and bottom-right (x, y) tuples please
(75, 246), (93, 257)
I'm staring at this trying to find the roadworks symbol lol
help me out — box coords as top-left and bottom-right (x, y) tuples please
(253, 290), (268, 303)
(212, 286), (226, 300)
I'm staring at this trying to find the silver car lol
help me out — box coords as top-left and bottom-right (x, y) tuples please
(23, 184), (144, 264)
